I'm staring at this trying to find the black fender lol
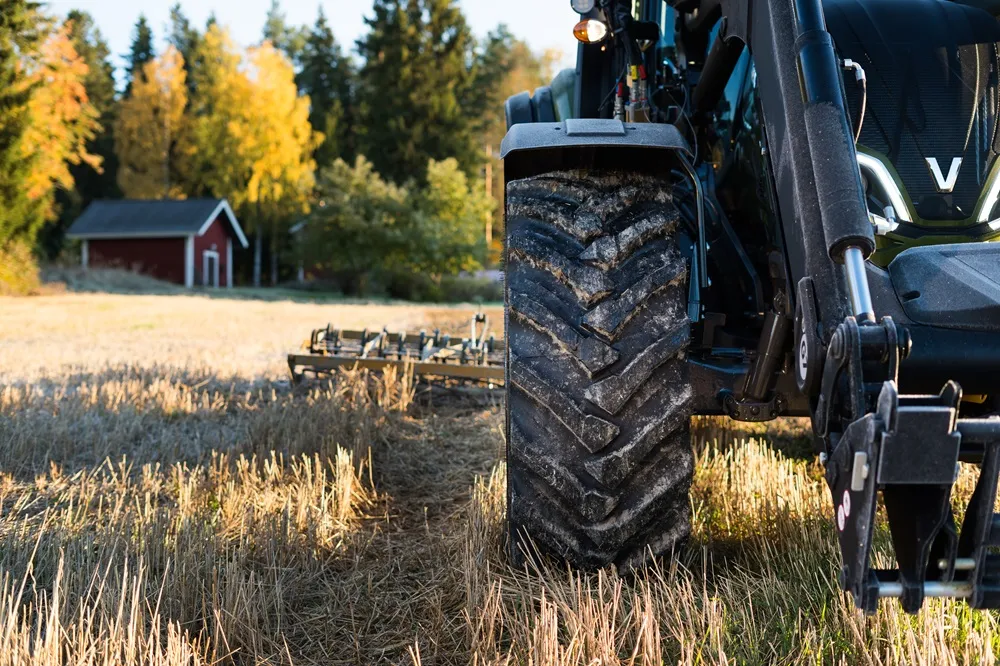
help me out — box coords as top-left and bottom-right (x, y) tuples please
(500, 119), (692, 183)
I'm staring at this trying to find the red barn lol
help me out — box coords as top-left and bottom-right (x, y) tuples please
(66, 199), (249, 288)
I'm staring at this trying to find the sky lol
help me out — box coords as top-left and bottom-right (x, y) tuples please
(43, 0), (580, 80)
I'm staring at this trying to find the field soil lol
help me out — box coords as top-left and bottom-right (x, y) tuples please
(0, 292), (996, 665)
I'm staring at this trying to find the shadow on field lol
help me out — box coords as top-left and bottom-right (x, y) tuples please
(0, 362), (505, 663)
(7, 365), (992, 665)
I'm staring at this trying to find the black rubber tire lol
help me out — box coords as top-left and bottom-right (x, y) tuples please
(504, 170), (694, 572)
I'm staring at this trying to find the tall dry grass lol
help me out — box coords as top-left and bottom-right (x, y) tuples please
(0, 293), (997, 664)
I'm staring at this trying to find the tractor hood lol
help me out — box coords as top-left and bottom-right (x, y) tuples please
(825, 0), (1000, 223)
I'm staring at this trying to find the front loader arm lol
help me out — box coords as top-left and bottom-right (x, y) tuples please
(692, 0), (1000, 612)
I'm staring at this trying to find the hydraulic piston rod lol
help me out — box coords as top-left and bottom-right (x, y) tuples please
(843, 246), (875, 324)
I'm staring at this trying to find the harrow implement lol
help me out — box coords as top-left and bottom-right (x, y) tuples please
(288, 313), (505, 385)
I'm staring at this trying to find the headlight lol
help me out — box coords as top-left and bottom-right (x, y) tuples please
(571, 0), (596, 13)
(857, 153), (909, 234)
(978, 169), (1000, 230)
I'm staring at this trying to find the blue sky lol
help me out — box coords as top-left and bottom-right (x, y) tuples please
(43, 0), (579, 79)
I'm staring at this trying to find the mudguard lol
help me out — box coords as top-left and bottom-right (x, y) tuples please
(501, 119), (692, 183)
(500, 119), (691, 159)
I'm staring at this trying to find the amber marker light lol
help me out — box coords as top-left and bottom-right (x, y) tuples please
(574, 19), (609, 44)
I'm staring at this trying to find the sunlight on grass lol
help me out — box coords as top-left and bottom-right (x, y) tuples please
(0, 294), (996, 664)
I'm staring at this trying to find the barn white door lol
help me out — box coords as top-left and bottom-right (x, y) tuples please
(202, 250), (220, 288)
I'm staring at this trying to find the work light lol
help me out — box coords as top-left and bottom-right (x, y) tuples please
(573, 19), (609, 44)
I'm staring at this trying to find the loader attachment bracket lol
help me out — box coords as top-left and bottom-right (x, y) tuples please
(820, 318), (1000, 613)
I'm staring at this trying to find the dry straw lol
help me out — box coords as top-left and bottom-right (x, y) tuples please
(0, 295), (996, 664)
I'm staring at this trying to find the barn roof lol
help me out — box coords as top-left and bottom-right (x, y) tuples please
(66, 199), (249, 249)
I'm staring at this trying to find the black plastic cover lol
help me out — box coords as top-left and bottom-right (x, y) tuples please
(531, 87), (557, 123)
(889, 243), (1000, 331)
(505, 91), (534, 131)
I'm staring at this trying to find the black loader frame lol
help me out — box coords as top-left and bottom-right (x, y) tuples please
(502, 0), (1000, 613)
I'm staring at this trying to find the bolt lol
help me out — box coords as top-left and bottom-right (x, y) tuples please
(751, 405), (760, 416)
(819, 452), (828, 465)
(830, 330), (844, 358)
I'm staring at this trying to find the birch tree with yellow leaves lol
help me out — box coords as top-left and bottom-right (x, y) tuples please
(244, 42), (319, 285)
(185, 25), (319, 286)
(114, 46), (188, 199)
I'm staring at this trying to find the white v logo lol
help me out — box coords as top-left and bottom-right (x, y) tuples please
(925, 157), (962, 193)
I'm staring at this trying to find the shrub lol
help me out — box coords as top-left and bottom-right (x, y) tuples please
(0, 241), (42, 296)
(383, 272), (503, 304)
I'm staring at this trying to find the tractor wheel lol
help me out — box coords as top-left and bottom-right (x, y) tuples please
(504, 170), (694, 571)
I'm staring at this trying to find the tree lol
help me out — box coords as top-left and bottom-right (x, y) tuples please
(168, 3), (202, 97)
(245, 43), (320, 285)
(0, 0), (45, 247)
(302, 156), (487, 293)
(408, 158), (487, 276)
(472, 28), (557, 258)
(185, 26), (319, 286)
(263, 0), (305, 64)
(297, 7), (355, 168)
(40, 10), (121, 258)
(302, 156), (409, 293)
(124, 15), (154, 96)
(115, 46), (188, 199)
(356, 0), (481, 184)
(21, 22), (102, 222)
(168, 4), (199, 65)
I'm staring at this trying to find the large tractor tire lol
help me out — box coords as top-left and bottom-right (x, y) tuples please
(505, 170), (694, 571)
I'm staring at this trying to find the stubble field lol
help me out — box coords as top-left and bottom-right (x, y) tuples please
(0, 292), (997, 665)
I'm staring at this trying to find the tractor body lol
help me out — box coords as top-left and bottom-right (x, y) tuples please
(502, 0), (1000, 612)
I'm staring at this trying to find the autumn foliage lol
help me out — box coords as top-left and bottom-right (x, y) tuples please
(22, 22), (101, 219)
(115, 46), (188, 200)
(0, 0), (555, 295)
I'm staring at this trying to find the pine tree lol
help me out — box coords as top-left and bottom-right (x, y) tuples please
(125, 15), (154, 96)
(470, 28), (556, 256)
(356, 0), (480, 184)
(297, 7), (355, 168)
(0, 0), (45, 247)
(168, 4), (199, 63)
(168, 3), (202, 97)
(263, 0), (305, 64)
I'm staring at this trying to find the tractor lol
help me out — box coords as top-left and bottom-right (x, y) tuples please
(501, 0), (1000, 613)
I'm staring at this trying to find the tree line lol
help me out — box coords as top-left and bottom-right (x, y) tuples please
(0, 0), (557, 293)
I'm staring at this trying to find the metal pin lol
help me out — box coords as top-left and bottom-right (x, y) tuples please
(938, 558), (976, 571)
(878, 581), (973, 598)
